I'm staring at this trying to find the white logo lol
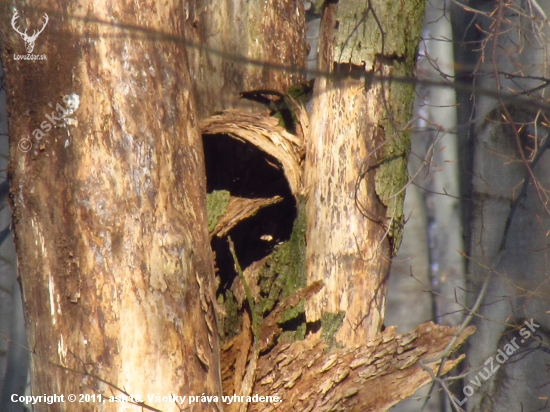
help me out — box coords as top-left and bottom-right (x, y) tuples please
(11, 10), (49, 54)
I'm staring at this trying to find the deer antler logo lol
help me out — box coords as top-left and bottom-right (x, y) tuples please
(11, 10), (49, 54)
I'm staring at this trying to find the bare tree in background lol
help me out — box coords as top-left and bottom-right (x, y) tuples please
(394, 0), (550, 410)
(452, 0), (550, 410)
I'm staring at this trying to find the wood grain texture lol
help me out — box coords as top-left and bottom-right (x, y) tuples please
(184, 0), (308, 119)
(304, 0), (425, 343)
(1, 2), (222, 410)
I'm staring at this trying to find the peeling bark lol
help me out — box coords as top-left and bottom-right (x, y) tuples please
(209, 195), (283, 238)
(201, 110), (305, 197)
(248, 322), (473, 412)
(0, 1), (469, 411)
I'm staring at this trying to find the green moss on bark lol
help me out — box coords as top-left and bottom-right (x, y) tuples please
(334, 0), (426, 68)
(331, 0), (425, 256)
(258, 196), (306, 308)
(218, 290), (241, 339)
(206, 190), (230, 232)
(216, 197), (308, 343)
(321, 311), (346, 348)
(374, 61), (415, 256)
(257, 197), (307, 339)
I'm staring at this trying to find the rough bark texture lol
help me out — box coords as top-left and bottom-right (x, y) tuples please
(184, 0), (308, 119)
(197, 95), (472, 411)
(0, 1), (475, 411)
(1, 2), (222, 411)
(305, 0), (426, 344)
(247, 321), (474, 412)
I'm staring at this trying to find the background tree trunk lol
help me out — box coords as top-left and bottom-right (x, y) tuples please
(388, 3), (465, 411)
(453, 1), (550, 410)
(184, 0), (308, 119)
(0, 2), (222, 411)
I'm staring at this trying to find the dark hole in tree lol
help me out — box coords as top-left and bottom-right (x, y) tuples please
(202, 134), (297, 294)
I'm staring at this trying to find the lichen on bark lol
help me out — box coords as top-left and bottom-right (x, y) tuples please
(217, 197), (308, 344)
(333, 0), (425, 67)
(374, 130), (409, 255)
(327, 0), (422, 257)
(218, 290), (240, 339)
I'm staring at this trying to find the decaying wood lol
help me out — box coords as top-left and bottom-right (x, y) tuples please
(248, 322), (474, 411)
(222, 314), (253, 408)
(221, 282), (324, 395)
(199, 85), (467, 412)
(201, 110), (304, 196)
(0, 2), (223, 410)
(304, 0), (426, 344)
(220, 276), (471, 412)
(211, 196), (283, 238)
(238, 88), (311, 143)
(238, 338), (261, 412)
(183, 0), (307, 119)
(229, 258), (268, 309)
(257, 281), (324, 353)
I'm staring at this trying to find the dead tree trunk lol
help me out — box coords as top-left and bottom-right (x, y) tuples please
(184, 0), (308, 119)
(305, 0), (426, 343)
(1, 2), (222, 411)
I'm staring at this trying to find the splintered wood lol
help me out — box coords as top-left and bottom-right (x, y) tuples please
(210, 196), (283, 238)
(201, 110), (305, 197)
(241, 322), (475, 411)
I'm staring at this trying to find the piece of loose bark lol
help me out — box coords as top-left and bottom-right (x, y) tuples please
(211, 195), (283, 238)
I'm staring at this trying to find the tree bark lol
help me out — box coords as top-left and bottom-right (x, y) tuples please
(183, 0), (308, 119)
(0, 63), (26, 411)
(248, 321), (474, 412)
(0, 1), (478, 411)
(305, 0), (426, 343)
(1, 2), (222, 411)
